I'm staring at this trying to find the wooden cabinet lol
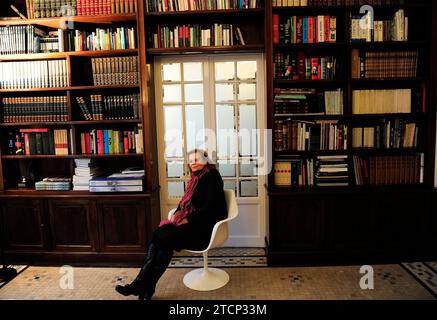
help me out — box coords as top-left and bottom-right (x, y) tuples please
(0, 199), (47, 250)
(268, 189), (437, 265)
(48, 199), (98, 252)
(97, 198), (147, 252)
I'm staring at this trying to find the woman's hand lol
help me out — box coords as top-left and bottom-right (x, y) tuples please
(179, 218), (188, 225)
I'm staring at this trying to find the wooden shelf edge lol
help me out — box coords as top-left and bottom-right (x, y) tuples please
(0, 120), (141, 127)
(147, 45), (264, 54)
(0, 49), (139, 61)
(1, 154), (144, 159)
(0, 84), (140, 92)
(0, 189), (151, 197)
(0, 14), (137, 27)
(144, 8), (264, 16)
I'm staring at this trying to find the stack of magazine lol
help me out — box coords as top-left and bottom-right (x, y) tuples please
(35, 177), (71, 191)
(73, 158), (102, 191)
(89, 167), (144, 192)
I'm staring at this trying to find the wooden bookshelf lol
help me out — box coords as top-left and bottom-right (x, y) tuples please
(267, 0), (437, 265)
(0, 0), (160, 265)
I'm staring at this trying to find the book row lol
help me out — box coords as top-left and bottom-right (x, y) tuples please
(272, 0), (411, 7)
(352, 120), (418, 149)
(2, 96), (68, 123)
(145, 0), (260, 12)
(273, 15), (337, 45)
(0, 60), (69, 89)
(274, 88), (344, 115)
(273, 153), (424, 188)
(351, 50), (418, 79)
(274, 53), (338, 80)
(79, 128), (143, 154)
(352, 89), (412, 114)
(91, 56), (139, 85)
(76, 93), (141, 120)
(350, 10), (408, 43)
(274, 120), (348, 152)
(24, 0), (137, 19)
(7, 128), (71, 155)
(148, 24), (246, 48)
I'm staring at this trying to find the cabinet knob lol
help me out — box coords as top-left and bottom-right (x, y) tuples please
(40, 224), (45, 228)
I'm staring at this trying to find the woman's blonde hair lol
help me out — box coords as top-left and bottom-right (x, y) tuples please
(187, 149), (217, 173)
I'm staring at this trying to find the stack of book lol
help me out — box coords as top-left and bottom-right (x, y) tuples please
(35, 177), (71, 191)
(72, 158), (102, 191)
(89, 167), (144, 192)
(315, 155), (349, 187)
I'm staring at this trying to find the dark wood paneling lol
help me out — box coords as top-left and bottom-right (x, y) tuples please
(48, 199), (98, 252)
(97, 198), (147, 252)
(325, 194), (374, 252)
(269, 195), (323, 251)
(1, 199), (46, 250)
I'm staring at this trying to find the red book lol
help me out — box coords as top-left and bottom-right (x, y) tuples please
(24, 133), (30, 155)
(311, 58), (319, 80)
(97, 130), (104, 155)
(273, 14), (279, 44)
(19, 128), (49, 133)
(123, 131), (129, 154)
(308, 17), (314, 43)
(296, 17), (303, 43)
(324, 16), (330, 43)
(297, 52), (305, 80)
(85, 133), (91, 154)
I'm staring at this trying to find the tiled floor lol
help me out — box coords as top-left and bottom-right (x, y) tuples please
(0, 249), (435, 300)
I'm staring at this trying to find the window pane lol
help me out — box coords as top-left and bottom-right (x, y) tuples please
(240, 160), (257, 177)
(164, 106), (183, 157)
(163, 84), (181, 103)
(216, 84), (234, 102)
(216, 105), (236, 157)
(184, 83), (203, 103)
(237, 61), (256, 80)
(185, 105), (205, 152)
(183, 62), (202, 81)
(167, 161), (184, 178)
(215, 62), (235, 81)
(168, 181), (185, 198)
(239, 104), (257, 156)
(162, 63), (180, 82)
(240, 180), (258, 197)
(223, 180), (237, 196)
(238, 83), (256, 101)
(218, 160), (236, 177)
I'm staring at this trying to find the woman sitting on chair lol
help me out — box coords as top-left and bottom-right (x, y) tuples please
(115, 148), (227, 300)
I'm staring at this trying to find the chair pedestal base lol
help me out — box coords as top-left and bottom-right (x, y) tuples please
(183, 268), (229, 291)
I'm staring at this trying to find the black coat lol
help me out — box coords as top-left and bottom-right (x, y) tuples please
(152, 168), (228, 251)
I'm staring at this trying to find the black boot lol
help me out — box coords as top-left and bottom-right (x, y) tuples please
(115, 243), (157, 299)
(143, 247), (174, 300)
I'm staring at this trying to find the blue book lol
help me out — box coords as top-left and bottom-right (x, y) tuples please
(302, 17), (308, 44)
(103, 130), (109, 154)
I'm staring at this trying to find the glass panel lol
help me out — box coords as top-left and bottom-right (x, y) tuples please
(164, 106), (183, 157)
(168, 181), (185, 198)
(238, 83), (256, 101)
(240, 180), (258, 197)
(185, 105), (205, 152)
(237, 61), (256, 80)
(167, 161), (184, 178)
(162, 63), (181, 82)
(184, 83), (203, 103)
(218, 160), (236, 177)
(163, 84), (181, 103)
(215, 61), (235, 81)
(223, 180), (237, 196)
(183, 62), (202, 81)
(239, 104), (257, 156)
(215, 84), (234, 102)
(216, 105), (236, 157)
(240, 160), (257, 177)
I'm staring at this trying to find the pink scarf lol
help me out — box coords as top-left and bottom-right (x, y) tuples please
(159, 166), (209, 227)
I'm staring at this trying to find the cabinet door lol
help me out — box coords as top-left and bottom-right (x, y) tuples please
(269, 195), (323, 251)
(48, 199), (98, 252)
(97, 199), (147, 252)
(375, 191), (433, 254)
(325, 195), (374, 252)
(1, 199), (46, 250)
